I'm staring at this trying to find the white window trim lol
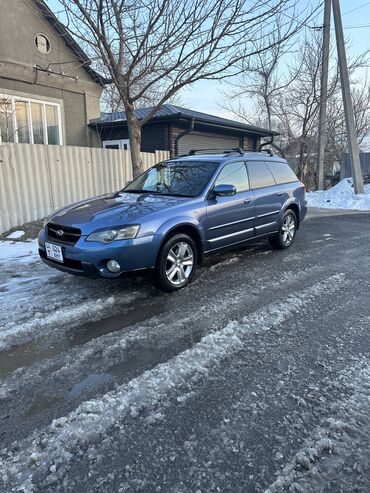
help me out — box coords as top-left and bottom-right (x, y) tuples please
(0, 93), (63, 145)
(103, 139), (130, 150)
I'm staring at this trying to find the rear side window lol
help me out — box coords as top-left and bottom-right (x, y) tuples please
(266, 161), (298, 184)
(215, 161), (249, 192)
(247, 161), (275, 189)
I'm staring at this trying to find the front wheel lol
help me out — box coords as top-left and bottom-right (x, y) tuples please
(269, 209), (297, 249)
(154, 233), (198, 292)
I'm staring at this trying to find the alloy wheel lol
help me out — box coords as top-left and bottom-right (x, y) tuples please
(281, 214), (296, 245)
(165, 241), (194, 286)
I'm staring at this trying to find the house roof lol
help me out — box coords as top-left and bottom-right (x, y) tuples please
(32, 0), (109, 86)
(92, 104), (278, 137)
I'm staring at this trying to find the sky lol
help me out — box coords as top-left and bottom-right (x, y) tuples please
(48, 0), (370, 118)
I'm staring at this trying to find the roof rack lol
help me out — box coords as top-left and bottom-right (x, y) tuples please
(183, 147), (274, 157)
(188, 147), (244, 155)
(258, 139), (274, 156)
(258, 148), (273, 156)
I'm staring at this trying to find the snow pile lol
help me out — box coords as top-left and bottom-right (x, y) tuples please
(307, 178), (370, 210)
(6, 230), (25, 240)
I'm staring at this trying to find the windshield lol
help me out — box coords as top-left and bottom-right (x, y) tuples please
(123, 160), (219, 198)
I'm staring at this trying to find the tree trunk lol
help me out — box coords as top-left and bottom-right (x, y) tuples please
(126, 108), (143, 179)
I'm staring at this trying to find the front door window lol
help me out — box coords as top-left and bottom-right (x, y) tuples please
(214, 161), (249, 192)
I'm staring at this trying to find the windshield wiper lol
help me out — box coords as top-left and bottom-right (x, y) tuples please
(121, 189), (193, 198)
(121, 189), (162, 194)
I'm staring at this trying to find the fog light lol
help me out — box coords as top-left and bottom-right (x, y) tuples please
(106, 260), (121, 273)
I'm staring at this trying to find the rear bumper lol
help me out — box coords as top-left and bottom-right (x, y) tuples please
(300, 200), (308, 222)
(38, 228), (160, 278)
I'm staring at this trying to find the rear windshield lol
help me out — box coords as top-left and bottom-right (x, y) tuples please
(123, 160), (219, 197)
(266, 161), (298, 184)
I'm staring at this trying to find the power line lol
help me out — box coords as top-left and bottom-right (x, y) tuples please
(336, 23), (370, 29)
(343, 1), (370, 16)
(312, 22), (370, 30)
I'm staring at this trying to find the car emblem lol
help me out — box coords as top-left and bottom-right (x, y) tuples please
(56, 229), (64, 237)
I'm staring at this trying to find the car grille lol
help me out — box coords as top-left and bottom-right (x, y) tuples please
(47, 223), (81, 245)
(39, 249), (83, 271)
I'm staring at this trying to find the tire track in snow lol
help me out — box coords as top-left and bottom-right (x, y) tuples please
(0, 274), (345, 492)
(0, 264), (323, 394)
(0, 249), (155, 345)
(265, 359), (370, 493)
(0, 289), (147, 352)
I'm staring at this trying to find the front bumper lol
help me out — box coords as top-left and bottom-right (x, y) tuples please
(38, 228), (159, 278)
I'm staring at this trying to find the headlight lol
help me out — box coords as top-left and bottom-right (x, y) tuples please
(86, 225), (140, 243)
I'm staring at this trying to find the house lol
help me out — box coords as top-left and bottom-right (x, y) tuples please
(91, 104), (277, 157)
(0, 0), (106, 147)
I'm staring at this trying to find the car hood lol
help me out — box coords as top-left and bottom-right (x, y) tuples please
(49, 192), (192, 233)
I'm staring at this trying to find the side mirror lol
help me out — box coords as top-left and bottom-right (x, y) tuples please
(213, 184), (236, 197)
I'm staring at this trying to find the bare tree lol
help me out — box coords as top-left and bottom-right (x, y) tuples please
(325, 82), (370, 172)
(224, 28), (370, 187)
(100, 82), (183, 113)
(53, 0), (315, 177)
(0, 94), (17, 144)
(221, 13), (299, 133)
(276, 34), (369, 185)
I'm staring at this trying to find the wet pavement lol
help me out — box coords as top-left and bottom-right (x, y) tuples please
(0, 209), (370, 492)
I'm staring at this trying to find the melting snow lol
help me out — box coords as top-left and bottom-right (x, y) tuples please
(266, 362), (370, 492)
(0, 274), (346, 490)
(6, 230), (25, 240)
(307, 179), (370, 210)
(0, 239), (39, 264)
(0, 237), (150, 351)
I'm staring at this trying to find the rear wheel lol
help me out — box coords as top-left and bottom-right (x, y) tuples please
(154, 233), (198, 292)
(269, 209), (297, 249)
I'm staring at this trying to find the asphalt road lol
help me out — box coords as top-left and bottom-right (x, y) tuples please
(1, 209), (370, 492)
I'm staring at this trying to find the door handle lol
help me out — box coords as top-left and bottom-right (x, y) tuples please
(277, 192), (283, 196)
(244, 198), (253, 204)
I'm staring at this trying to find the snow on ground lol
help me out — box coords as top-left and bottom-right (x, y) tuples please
(0, 239), (151, 351)
(0, 239), (39, 264)
(0, 274), (346, 491)
(266, 360), (370, 492)
(0, 264), (322, 402)
(307, 178), (370, 210)
(6, 230), (25, 240)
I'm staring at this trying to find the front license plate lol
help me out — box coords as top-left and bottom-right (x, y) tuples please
(45, 242), (64, 263)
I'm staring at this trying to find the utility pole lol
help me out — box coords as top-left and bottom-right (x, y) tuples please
(332, 0), (364, 194)
(316, 0), (331, 190)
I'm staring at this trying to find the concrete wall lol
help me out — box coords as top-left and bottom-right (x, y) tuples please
(0, 0), (102, 147)
(0, 143), (169, 233)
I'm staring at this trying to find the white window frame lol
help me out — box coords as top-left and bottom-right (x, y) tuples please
(0, 93), (63, 145)
(103, 139), (130, 150)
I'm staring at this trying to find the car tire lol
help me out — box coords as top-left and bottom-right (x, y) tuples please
(269, 209), (297, 250)
(154, 233), (198, 292)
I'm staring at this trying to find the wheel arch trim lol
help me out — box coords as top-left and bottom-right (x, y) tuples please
(154, 218), (206, 263)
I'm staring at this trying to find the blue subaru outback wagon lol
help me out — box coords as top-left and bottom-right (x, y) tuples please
(38, 148), (307, 291)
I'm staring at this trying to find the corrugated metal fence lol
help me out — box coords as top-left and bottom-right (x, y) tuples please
(0, 144), (169, 234)
(341, 152), (370, 179)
